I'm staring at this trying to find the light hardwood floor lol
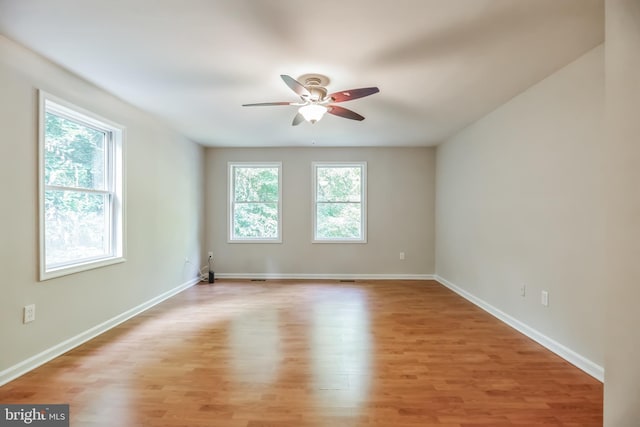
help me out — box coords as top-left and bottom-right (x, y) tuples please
(0, 280), (603, 426)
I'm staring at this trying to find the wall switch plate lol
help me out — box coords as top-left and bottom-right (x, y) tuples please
(541, 290), (549, 307)
(399, 252), (405, 260)
(24, 304), (35, 323)
(520, 284), (526, 297)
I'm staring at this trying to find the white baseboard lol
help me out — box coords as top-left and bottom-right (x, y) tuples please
(215, 273), (435, 281)
(434, 275), (604, 382)
(0, 277), (200, 387)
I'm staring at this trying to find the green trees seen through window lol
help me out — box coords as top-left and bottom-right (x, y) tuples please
(44, 111), (110, 266)
(314, 163), (366, 241)
(231, 164), (280, 240)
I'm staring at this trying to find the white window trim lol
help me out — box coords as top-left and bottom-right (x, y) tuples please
(228, 162), (282, 243)
(39, 91), (126, 280)
(312, 161), (367, 244)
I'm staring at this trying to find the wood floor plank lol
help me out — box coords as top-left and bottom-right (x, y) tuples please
(0, 280), (602, 426)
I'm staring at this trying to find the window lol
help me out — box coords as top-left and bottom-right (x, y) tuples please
(228, 162), (282, 242)
(313, 162), (367, 243)
(39, 91), (125, 280)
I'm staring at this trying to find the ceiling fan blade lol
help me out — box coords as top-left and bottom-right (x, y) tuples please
(327, 105), (365, 121)
(242, 101), (295, 107)
(281, 74), (311, 97)
(292, 112), (304, 126)
(328, 87), (380, 103)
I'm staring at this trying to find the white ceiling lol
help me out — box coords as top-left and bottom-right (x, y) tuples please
(0, 0), (603, 147)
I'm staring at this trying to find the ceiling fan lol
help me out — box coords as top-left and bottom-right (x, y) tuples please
(242, 74), (379, 125)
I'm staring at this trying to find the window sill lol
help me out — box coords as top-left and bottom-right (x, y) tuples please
(227, 239), (282, 244)
(40, 256), (126, 281)
(312, 239), (367, 244)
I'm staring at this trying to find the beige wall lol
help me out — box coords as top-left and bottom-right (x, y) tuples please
(0, 36), (205, 378)
(604, 0), (640, 424)
(435, 46), (605, 370)
(205, 147), (435, 277)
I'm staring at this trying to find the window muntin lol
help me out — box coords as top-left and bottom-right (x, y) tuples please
(228, 162), (282, 242)
(313, 162), (367, 243)
(40, 92), (125, 280)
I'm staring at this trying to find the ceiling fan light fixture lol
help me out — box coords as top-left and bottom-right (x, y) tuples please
(242, 74), (379, 125)
(298, 104), (327, 124)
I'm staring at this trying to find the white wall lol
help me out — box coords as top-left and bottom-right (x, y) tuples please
(0, 35), (205, 381)
(435, 46), (605, 373)
(604, 0), (640, 424)
(205, 147), (435, 277)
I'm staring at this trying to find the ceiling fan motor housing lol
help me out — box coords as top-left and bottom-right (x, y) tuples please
(299, 74), (330, 102)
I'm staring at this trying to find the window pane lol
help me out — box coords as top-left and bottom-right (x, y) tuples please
(316, 203), (361, 239)
(234, 203), (279, 238)
(234, 167), (279, 202)
(317, 167), (361, 202)
(44, 190), (110, 267)
(45, 111), (106, 190)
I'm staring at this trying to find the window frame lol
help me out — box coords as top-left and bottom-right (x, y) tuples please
(39, 91), (126, 281)
(228, 162), (282, 243)
(312, 161), (367, 244)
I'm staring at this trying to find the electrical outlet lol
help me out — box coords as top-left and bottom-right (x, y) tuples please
(520, 284), (526, 297)
(23, 304), (35, 323)
(541, 290), (549, 307)
(208, 252), (213, 258)
(399, 252), (405, 260)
